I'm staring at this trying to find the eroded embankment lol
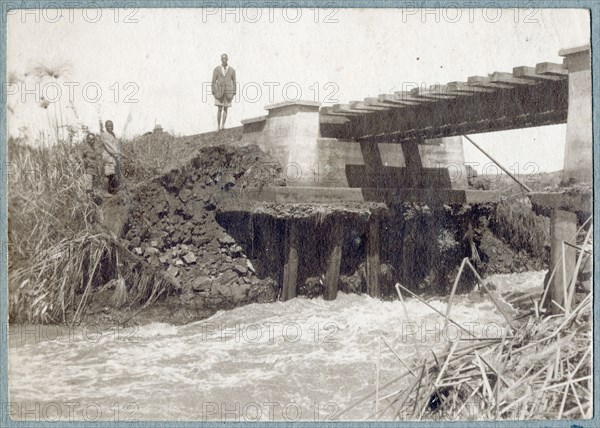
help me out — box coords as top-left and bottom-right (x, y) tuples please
(86, 143), (550, 325)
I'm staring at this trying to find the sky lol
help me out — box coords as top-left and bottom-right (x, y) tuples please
(7, 7), (591, 172)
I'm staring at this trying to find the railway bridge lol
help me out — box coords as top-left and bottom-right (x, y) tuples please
(228, 45), (592, 310)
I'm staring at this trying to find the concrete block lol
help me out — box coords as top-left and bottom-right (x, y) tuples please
(241, 100), (321, 186)
(560, 45), (592, 184)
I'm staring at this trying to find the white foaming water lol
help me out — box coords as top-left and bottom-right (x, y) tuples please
(8, 271), (545, 421)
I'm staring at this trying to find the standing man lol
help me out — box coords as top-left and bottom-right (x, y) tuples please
(101, 120), (121, 194)
(211, 53), (236, 131)
(81, 132), (100, 195)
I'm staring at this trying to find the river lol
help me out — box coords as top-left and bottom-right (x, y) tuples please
(7, 271), (544, 422)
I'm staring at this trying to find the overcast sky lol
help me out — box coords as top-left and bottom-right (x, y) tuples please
(7, 7), (590, 172)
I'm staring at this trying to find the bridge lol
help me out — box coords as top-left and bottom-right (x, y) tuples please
(230, 45), (592, 310)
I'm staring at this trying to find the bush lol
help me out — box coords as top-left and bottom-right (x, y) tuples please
(490, 199), (549, 261)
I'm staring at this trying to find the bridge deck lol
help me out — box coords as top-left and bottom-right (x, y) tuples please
(320, 61), (569, 143)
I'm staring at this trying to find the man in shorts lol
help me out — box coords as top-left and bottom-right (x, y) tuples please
(211, 53), (236, 131)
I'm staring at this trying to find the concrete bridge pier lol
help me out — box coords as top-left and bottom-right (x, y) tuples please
(241, 101), (321, 186)
(545, 45), (592, 314)
(561, 45), (592, 184)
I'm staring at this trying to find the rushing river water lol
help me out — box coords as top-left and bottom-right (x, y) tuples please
(8, 271), (544, 422)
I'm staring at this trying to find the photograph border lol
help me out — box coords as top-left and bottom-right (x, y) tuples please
(1, 1), (598, 427)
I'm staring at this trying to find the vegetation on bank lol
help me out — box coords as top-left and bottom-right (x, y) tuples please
(492, 199), (550, 261)
(8, 138), (150, 323)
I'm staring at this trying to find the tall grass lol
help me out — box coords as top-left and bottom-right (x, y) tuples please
(491, 199), (550, 261)
(8, 137), (176, 323)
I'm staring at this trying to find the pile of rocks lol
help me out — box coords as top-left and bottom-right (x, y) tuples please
(123, 144), (281, 312)
(132, 242), (198, 279)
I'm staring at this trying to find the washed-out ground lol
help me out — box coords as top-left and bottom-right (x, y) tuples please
(77, 128), (554, 326)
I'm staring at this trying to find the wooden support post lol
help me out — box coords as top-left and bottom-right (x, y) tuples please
(262, 217), (282, 287)
(324, 220), (343, 300)
(546, 209), (577, 314)
(401, 141), (423, 188)
(281, 221), (299, 301)
(366, 218), (381, 297)
(359, 141), (383, 187)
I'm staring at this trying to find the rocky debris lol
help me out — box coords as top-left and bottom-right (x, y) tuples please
(232, 263), (248, 275)
(298, 277), (323, 299)
(246, 259), (256, 274)
(339, 272), (363, 294)
(123, 144), (282, 316)
(166, 265), (179, 278)
(178, 188), (192, 203)
(182, 252), (197, 264)
(229, 244), (243, 257)
(144, 247), (160, 257)
(218, 234), (236, 246)
(216, 270), (239, 288)
(192, 276), (212, 292)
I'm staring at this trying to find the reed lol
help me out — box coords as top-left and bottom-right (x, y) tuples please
(8, 137), (177, 324)
(345, 258), (592, 421)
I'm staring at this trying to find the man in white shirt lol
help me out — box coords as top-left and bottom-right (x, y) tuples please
(211, 53), (237, 131)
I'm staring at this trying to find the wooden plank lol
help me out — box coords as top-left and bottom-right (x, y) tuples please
(281, 221), (299, 301)
(467, 75), (514, 89)
(324, 221), (343, 300)
(350, 101), (389, 111)
(366, 218), (381, 298)
(512, 66), (563, 81)
(378, 93), (421, 106)
(333, 104), (373, 114)
(535, 62), (568, 76)
(320, 106), (361, 117)
(429, 83), (474, 97)
(490, 72), (533, 85)
(395, 90), (437, 103)
(411, 86), (457, 99)
(559, 44), (590, 56)
(446, 81), (495, 94)
(365, 97), (404, 108)
(319, 114), (350, 124)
